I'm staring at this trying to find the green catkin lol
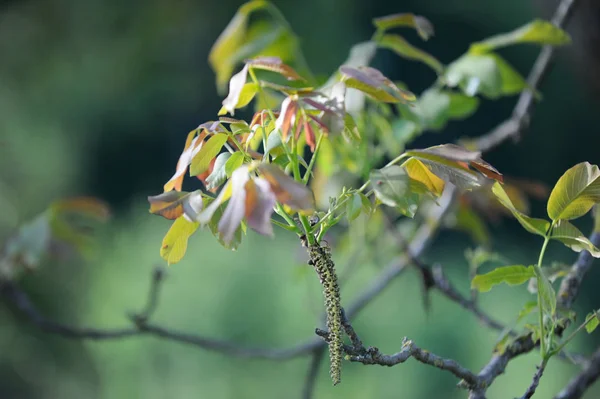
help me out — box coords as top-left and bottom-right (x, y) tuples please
(308, 242), (342, 385)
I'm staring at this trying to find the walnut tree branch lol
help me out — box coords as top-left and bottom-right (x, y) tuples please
(555, 346), (600, 399)
(474, 0), (579, 153)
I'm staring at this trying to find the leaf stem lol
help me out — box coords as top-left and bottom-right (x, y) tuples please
(536, 235), (551, 357)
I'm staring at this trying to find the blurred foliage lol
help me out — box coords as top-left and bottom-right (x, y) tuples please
(2, 0), (600, 398)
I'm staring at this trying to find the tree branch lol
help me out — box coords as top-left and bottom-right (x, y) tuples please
(302, 347), (325, 399)
(555, 347), (600, 399)
(520, 360), (548, 399)
(474, 0), (579, 153)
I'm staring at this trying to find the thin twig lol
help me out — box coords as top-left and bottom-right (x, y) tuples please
(347, 337), (481, 388)
(520, 360), (548, 399)
(302, 348), (326, 399)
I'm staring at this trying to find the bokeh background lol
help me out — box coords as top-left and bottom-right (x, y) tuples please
(1, 0), (600, 398)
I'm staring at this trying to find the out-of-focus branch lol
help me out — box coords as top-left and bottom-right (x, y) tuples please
(558, 232), (600, 310)
(474, 0), (579, 153)
(302, 347), (325, 399)
(555, 347), (600, 399)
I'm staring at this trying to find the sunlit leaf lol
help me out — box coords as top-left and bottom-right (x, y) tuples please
(244, 177), (277, 236)
(206, 153), (233, 189)
(225, 151), (246, 177)
(377, 34), (443, 74)
(406, 144), (500, 189)
(550, 219), (600, 257)
(470, 19), (570, 54)
(373, 13), (434, 40)
(340, 66), (416, 103)
(190, 133), (229, 176)
(492, 182), (550, 236)
(547, 162), (600, 221)
(275, 97), (298, 139)
(471, 265), (535, 292)
(220, 68), (258, 116)
(445, 53), (526, 98)
(403, 158), (445, 197)
(148, 190), (204, 222)
(258, 164), (315, 211)
(160, 216), (200, 265)
(246, 56), (305, 81)
(208, 0), (268, 93)
(164, 130), (205, 192)
(585, 312), (600, 333)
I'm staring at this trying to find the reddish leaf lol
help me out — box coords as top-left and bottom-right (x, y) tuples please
(245, 56), (305, 81)
(275, 97), (298, 139)
(257, 164), (314, 211)
(303, 118), (316, 152)
(164, 130), (206, 192)
(244, 177), (276, 237)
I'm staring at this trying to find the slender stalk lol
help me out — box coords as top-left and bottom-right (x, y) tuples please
(302, 131), (324, 184)
(536, 236), (551, 357)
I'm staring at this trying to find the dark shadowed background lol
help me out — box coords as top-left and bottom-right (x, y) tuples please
(1, 0), (600, 398)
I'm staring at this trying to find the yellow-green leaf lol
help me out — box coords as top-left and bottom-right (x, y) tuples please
(208, 0), (268, 93)
(550, 219), (600, 257)
(190, 133), (229, 176)
(547, 162), (600, 221)
(492, 182), (550, 237)
(377, 34), (443, 74)
(585, 311), (600, 333)
(403, 158), (445, 197)
(340, 66), (416, 103)
(469, 19), (571, 54)
(471, 265), (535, 292)
(372, 13), (434, 40)
(160, 216), (200, 265)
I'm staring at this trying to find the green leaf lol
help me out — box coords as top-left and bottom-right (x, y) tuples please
(346, 193), (363, 222)
(412, 88), (479, 131)
(445, 53), (526, 98)
(3, 214), (51, 273)
(370, 166), (425, 209)
(208, 0), (269, 93)
(469, 19), (570, 54)
(219, 81), (258, 116)
(205, 153), (232, 189)
(224, 151), (245, 177)
(547, 162), (600, 221)
(536, 267), (556, 317)
(160, 216), (200, 265)
(585, 312), (600, 333)
(492, 182), (550, 236)
(340, 66), (416, 103)
(190, 133), (229, 176)
(372, 13), (434, 40)
(517, 301), (539, 323)
(208, 202), (243, 251)
(471, 265), (535, 292)
(377, 34), (443, 74)
(550, 219), (600, 257)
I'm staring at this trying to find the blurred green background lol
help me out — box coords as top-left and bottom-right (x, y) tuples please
(2, 0), (600, 398)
